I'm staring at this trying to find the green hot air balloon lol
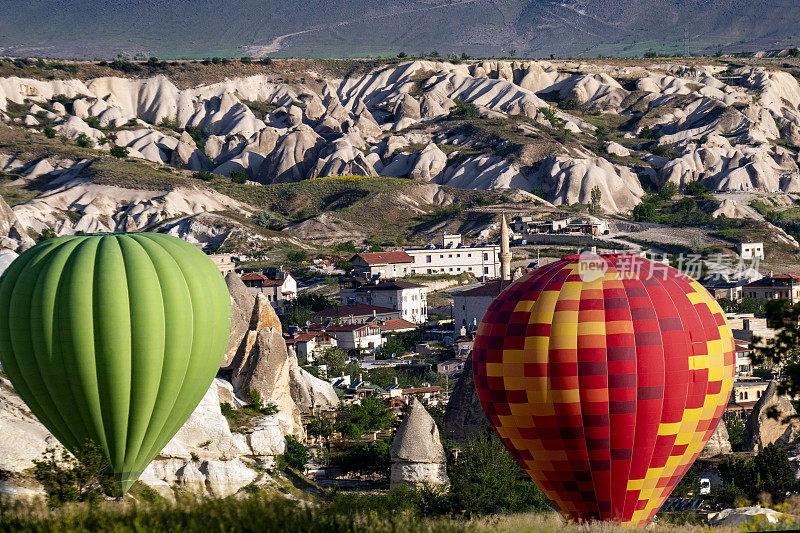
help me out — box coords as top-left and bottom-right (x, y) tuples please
(0, 233), (230, 494)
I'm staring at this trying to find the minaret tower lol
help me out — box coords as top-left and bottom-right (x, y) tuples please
(500, 213), (512, 282)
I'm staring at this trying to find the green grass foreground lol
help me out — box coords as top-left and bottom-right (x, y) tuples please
(0, 493), (783, 533)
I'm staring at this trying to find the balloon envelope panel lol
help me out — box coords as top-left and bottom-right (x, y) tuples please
(473, 255), (735, 525)
(0, 233), (231, 494)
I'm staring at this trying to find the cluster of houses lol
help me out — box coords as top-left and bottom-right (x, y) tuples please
(210, 228), (792, 424)
(510, 215), (610, 237)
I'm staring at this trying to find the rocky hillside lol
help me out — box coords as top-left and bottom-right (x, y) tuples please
(2, 58), (800, 255)
(1, 1), (799, 58)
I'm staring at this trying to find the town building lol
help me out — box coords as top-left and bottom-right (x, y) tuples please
(314, 304), (401, 324)
(437, 359), (465, 376)
(284, 330), (337, 364)
(399, 385), (444, 405)
(341, 374), (388, 402)
(742, 273), (800, 303)
(404, 234), (501, 278)
(240, 268), (297, 313)
(452, 279), (509, 331)
(726, 379), (771, 418)
(737, 242), (765, 260)
(326, 323), (384, 354)
(209, 253), (236, 275)
(379, 319), (418, 334)
(734, 339), (753, 376)
(511, 216), (609, 236)
(350, 251), (414, 279)
(351, 280), (428, 324)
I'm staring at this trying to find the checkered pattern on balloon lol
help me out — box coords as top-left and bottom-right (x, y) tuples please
(473, 254), (735, 525)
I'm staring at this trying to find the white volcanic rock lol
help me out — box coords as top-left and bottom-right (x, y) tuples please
(390, 399), (449, 488)
(439, 155), (533, 190)
(535, 156), (645, 213)
(743, 381), (800, 452)
(12, 181), (247, 236)
(659, 143), (800, 192)
(558, 73), (629, 111)
(310, 138), (377, 178)
(55, 116), (105, 146)
(0, 377), (62, 472)
(409, 144), (447, 181)
(605, 141), (630, 157)
(700, 420), (732, 458)
(257, 125), (324, 183)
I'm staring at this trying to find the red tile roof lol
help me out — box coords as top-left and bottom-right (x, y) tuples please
(380, 319), (418, 332)
(241, 272), (284, 286)
(353, 251), (413, 265)
(241, 272), (268, 281)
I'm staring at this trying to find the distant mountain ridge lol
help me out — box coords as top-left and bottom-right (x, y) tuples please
(1, 0), (798, 59)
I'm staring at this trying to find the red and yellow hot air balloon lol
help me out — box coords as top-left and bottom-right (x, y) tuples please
(473, 254), (735, 526)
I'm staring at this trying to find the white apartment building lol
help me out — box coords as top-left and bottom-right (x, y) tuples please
(350, 251), (413, 278)
(326, 324), (384, 353)
(405, 234), (501, 278)
(737, 242), (764, 260)
(354, 280), (428, 324)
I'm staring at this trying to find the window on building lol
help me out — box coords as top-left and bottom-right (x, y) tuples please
(483, 253), (488, 260)
(484, 267), (489, 274)
(426, 255), (432, 263)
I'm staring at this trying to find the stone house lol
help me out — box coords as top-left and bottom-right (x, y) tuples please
(314, 304), (401, 324)
(350, 251), (414, 278)
(326, 323), (384, 354)
(284, 331), (337, 364)
(452, 279), (509, 331)
(240, 269), (297, 313)
(742, 273), (800, 303)
(209, 253), (236, 275)
(353, 280), (428, 324)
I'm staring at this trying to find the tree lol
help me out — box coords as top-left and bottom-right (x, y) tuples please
(678, 196), (697, 212)
(230, 169), (247, 184)
(37, 227), (57, 242)
(752, 299), (800, 398)
(633, 201), (658, 222)
(331, 440), (391, 478)
(32, 440), (116, 507)
(686, 181), (706, 196)
(43, 126), (56, 139)
(286, 249), (308, 263)
(379, 334), (406, 359)
(752, 443), (795, 497)
(192, 170), (215, 181)
(658, 181), (678, 201)
(334, 241), (357, 253)
(589, 186), (602, 215)
(282, 436), (309, 470)
(448, 432), (551, 516)
(306, 415), (334, 440)
(337, 396), (394, 438)
(76, 133), (92, 148)
(725, 417), (745, 452)
(110, 145), (129, 158)
(318, 347), (346, 376)
(294, 292), (333, 312)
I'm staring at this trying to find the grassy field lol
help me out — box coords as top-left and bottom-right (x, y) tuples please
(0, 494), (779, 533)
